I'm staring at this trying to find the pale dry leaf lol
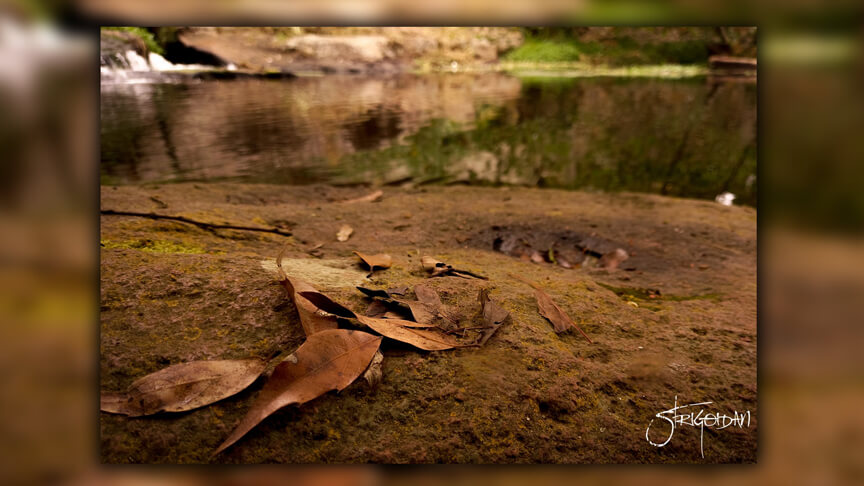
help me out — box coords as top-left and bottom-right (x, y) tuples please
(214, 329), (381, 455)
(342, 189), (383, 204)
(362, 350), (384, 387)
(354, 251), (392, 277)
(336, 225), (354, 242)
(100, 359), (267, 417)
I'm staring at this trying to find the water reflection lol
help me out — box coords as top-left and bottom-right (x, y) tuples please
(101, 73), (756, 205)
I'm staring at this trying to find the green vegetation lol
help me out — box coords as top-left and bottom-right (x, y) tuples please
(505, 28), (715, 66)
(101, 238), (206, 254)
(504, 39), (584, 63)
(332, 78), (756, 206)
(102, 27), (164, 55)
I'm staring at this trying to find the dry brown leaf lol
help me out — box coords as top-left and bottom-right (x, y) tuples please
(414, 284), (443, 307)
(342, 189), (383, 204)
(297, 291), (434, 329)
(280, 277), (339, 336)
(214, 329), (381, 455)
(477, 289), (511, 346)
(407, 301), (436, 325)
(336, 225), (354, 242)
(534, 289), (593, 343)
(354, 251), (392, 277)
(364, 299), (390, 318)
(100, 359), (266, 417)
(357, 315), (462, 350)
(274, 246), (338, 336)
(411, 284), (460, 326)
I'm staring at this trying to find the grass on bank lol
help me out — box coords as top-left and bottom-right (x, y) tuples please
(503, 38), (711, 66)
(102, 27), (164, 55)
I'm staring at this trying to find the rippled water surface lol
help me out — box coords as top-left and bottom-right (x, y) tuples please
(101, 73), (757, 204)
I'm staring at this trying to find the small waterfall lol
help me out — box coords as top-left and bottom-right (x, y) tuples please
(148, 52), (175, 70)
(101, 49), (224, 83)
(125, 50), (151, 71)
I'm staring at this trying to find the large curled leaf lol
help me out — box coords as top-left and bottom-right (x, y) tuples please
(214, 329), (382, 455)
(534, 288), (593, 343)
(100, 359), (267, 417)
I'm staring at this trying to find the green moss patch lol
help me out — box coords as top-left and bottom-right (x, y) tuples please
(101, 238), (207, 254)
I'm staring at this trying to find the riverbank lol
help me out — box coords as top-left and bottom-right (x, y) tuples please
(101, 27), (756, 77)
(100, 183), (756, 463)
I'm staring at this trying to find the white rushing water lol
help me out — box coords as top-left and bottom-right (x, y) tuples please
(101, 49), (232, 83)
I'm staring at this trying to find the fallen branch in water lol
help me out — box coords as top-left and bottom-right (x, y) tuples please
(100, 210), (293, 237)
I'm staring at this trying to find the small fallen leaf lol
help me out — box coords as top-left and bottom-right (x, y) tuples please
(101, 359), (267, 417)
(421, 256), (488, 280)
(354, 251), (392, 277)
(214, 329), (381, 455)
(477, 289), (510, 346)
(342, 189), (383, 204)
(412, 284), (460, 326)
(336, 225), (354, 242)
(414, 284), (442, 307)
(534, 288), (593, 343)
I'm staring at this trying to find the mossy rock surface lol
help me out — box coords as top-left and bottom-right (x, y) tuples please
(100, 183), (756, 463)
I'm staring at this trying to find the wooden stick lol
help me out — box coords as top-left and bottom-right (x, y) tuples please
(100, 209), (293, 237)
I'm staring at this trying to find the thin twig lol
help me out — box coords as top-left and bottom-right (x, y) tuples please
(101, 210), (293, 237)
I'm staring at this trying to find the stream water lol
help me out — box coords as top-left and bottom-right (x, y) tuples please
(101, 72), (756, 205)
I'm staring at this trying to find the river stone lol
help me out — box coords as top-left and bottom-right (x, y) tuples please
(284, 35), (393, 63)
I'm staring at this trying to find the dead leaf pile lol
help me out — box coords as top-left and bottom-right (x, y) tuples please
(103, 241), (601, 458)
(297, 290), (463, 351)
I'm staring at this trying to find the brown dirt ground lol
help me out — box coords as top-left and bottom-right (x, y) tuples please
(100, 183), (756, 463)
